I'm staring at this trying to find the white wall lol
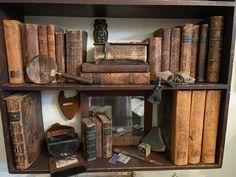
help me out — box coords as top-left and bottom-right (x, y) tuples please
(0, 17), (235, 177)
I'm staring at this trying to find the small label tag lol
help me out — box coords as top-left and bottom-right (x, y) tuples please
(108, 154), (119, 164)
(55, 155), (78, 168)
(118, 153), (131, 164)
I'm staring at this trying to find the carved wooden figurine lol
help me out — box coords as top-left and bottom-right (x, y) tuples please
(93, 19), (108, 43)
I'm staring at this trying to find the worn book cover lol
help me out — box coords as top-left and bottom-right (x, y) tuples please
(38, 25), (48, 56)
(90, 116), (102, 158)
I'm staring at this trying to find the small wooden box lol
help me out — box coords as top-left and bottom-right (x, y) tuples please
(94, 42), (148, 62)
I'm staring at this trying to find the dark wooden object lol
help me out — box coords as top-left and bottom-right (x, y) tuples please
(0, 0), (235, 174)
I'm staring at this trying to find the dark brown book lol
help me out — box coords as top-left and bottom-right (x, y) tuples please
(171, 91), (192, 165)
(190, 25), (200, 78)
(201, 90), (221, 163)
(4, 92), (44, 170)
(81, 63), (149, 73)
(188, 91), (206, 164)
(97, 114), (112, 158)
(197, 23), (209, 82)
(38, 25), (48, 56)
(81, 72), (150, 85)
(55, 29), (66, 83)
(20, 23), (39, 82)
(170, 27), (181, 73)
(90, 116), (102, 158)
(180, 24), (193, 76)
(3, 20), (25, 84)
(66, 29), (88, 81)
(153, 28), (171, 71)
(206, 16), (224, 83)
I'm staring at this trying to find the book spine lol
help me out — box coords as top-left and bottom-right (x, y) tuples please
(86, 126), (96, 161)
(190, 25), (200, 78)
(206, 16), (224, 83)
(80, 73), (150, 85)
(102, 122), (112, 158)
(55, 30), (66, 83)
(201, 90), (221, 163)
(180, 24), (193, 76)
(197, 24), (209, 82)
(91, 117), (102, 158)
(171, 91), (192, 165)
(170, 27), (181, 74)
(38, 25), (48, 56)
(3, 20), (25, 84)
(188, 91), (206, 164)
(148, 37), (162, 80)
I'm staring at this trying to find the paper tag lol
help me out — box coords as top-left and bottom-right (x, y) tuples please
(108, 154), (120, 164)
(55, 155), (78, 168)
(118, 153), (131, 164)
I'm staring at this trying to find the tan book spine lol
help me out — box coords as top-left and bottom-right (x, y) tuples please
(190, 25), (200, 78)
(180, 24), (193, 76)
(3, 20), (25, 84)
(188, 91), (206, 164)
(38, 25), (48, 56)
(171, 91), (192, 165)
(170, 27), (181, 73)
(201, 90), (221, 163)
(206, 16), (224, 83)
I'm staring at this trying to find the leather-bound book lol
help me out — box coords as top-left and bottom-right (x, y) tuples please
(97, 114), (112, 158)
(4, 92), (44, 169)
(38, 25), (48, 56)
(90, 116), (102, 158)
(153, 28), (171, 71)
(80, 72), (150, 85)
(3, 20), (25, 84)
(206, 16), (224, 83)
(170, 27), (181, 74)
(188, 91), (206, 164)
(201, 90), (221, 163)
(180, 24), (193, 76)
(81, 117), (96, 161)
(55, 29), (66, 83)
(171, 91), (192, 165)
(20, 23), (39, 82)
(197, 23), (209, 82)
(66, 29), (88, 81)
(190, 25), (200, 78)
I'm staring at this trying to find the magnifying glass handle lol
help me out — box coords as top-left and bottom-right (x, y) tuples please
(58, 72), (93, 84)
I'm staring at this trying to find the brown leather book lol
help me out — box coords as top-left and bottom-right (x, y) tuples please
(47, 24), (56, 61)
(66, 29), (88, 81)
(38, 25), (48, 56)
(180, 24), (193, 76)
(55, 29), (66, 83)
(197, 23), (209, 82)
(20, 23), (39, 82)
(90, 116), (102, 158)
(153, 28), (171, 71)
(80, 72), (150, 85)
(97, 114), (112, 158)
(3, 20), (25, 84)
(201, 90), (221, 163)
(4, 92), (44, 170)
(206, 16), (224, 83)
(190, 25), (200, 78)
(170, 27), (181, 74)
(171, 91), (192, 165)
(188, 91), (206, 164)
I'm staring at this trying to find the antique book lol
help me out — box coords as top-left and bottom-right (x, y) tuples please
(81, 117), (96, 161)
(80, 72), (150, 85)
(153, 28), (171, 71)
(190, 25), (200, 78)
(20, 23), (39, 82)
(180, 23), (193, 76)
(170, 27), (181, 74)
(188, 91), (206, 164)
(81, 63), (149, 73)
(47, 24), (56, 61)
(206, 16), (224, 83)
(97, 114), (112, 158)
(89, 105), (112, 119)
(201, 90), (221, 163)
(38, 25), (48, 56)
(90, 116), (102, 158)
(3, 20), (25, 84)
(55, 29), (66, 83)
(94, 42), (148, 62)
(4, 92), (44, 169)
(66, 29), (88, 80)
(197, 23), (209, 82)
(171, 91), (192, 165)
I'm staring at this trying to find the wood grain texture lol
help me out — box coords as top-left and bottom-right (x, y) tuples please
(170, 27), (181, 73)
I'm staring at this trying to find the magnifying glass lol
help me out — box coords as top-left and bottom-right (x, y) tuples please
(26, 55), (92, 84)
